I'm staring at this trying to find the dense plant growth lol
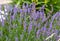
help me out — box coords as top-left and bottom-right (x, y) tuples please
(0, 0), (60, 41)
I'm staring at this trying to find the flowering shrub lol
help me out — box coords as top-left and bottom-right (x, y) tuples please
(0, 3), (60, 41)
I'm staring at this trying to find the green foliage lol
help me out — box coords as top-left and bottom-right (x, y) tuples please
(11, 0), (60, 14)
(12, 0), (60, 15)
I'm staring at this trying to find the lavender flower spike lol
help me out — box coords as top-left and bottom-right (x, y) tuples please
(13, 5), (18, 14)
(28, 21), (33, 34)
(1, 19), (4, 26)
(36, 29), (41, 38)
(39, 5), (45, 22)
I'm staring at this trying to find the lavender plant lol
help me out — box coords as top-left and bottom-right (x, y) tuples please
(0, 2), (60, 41)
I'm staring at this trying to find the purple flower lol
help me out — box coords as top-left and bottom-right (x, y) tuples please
(27, 8), (31, 13)
(13, 5), (18, 14)
(0, 15), (5, 26)
(43, 27), (46, 32)
(23, 21), (27, 31)
(20, 9), (24, 24)
(41, 5), (45, 10)
(11, 15), (14, 20)
(41, 27), (46, 32)
(49, 22), (52, 31)
(32, 11), (40, 20)
(1, 19), (4, 26)
(42, 27), (47, 36)
(31, 3), (35, 10)
(31, 12), (38, 20)
(33, 21), (37, 27)
(28, 21), (33, 34)
(20, 9), (23, 13)
(30, 3), (36, 13)
(51, 12), (60, 23)
(49, 12), (60, 31)
(22, 3), (27, 13)
(39, 5), (45, 22)
(36, 11), (40, 18)
(20, 9), (24, 18)
(31, 12), (35, 19)
(36, 29), (41, 38)
(22, 3), (25, 9)
(37, 23), (40, 28)
(54, 30), (58, 34)
(40, 12), (44, 20)
(46, 31), (51, 36)
(42, 22), (47, 32)
(24, 8), (27, 13)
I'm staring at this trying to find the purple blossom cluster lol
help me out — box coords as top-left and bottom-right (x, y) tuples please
(0, 3), (60, 41)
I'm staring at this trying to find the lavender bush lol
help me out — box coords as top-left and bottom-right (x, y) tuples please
(0, 3), (60, 41)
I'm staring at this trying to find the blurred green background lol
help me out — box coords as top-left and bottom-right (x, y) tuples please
(12, 0), (60, 13)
